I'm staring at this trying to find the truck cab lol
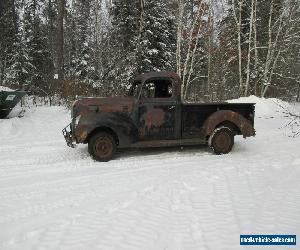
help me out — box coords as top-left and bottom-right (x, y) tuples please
(63, 71), (255, 162)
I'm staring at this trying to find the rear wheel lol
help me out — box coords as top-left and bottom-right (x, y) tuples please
(88, 132), (116, 162)
(209, 127), (234, 155)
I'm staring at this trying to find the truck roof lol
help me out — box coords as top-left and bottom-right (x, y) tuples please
(134, 71), (181, 83)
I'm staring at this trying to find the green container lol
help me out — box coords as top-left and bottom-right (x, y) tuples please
(0, 90), (26, 119)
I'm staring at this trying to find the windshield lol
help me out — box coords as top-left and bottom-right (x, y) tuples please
(128, 81), (142, 98)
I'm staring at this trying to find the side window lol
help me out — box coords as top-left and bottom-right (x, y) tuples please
(141, 79), (173, 99)
(142, 82), (156, 98)
(129, 81), (142, 98)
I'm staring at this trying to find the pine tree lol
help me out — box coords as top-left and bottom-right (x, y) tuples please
(111, 0), (139, 52)
(23, 0), (53, 91)
(66, 0), (96, 85)
(0, 0), (19, 85)
(4, 32), (35, 88)
(108, 0), (176, 88)
(108, 0), (140, 88)
(138, 0), (176, 73)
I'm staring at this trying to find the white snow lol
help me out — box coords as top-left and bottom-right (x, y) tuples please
(0, 86), (14, 92)
(229, 95), (299, 119)
(0, 98), (300, 250)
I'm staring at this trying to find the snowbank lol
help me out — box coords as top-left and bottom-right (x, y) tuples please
(228, 95), (293, 118)
(0, 86), (14, 91)
(0, 99), (300, 250)
(0, 106), (69, 139)
(6, 104), (24, 119)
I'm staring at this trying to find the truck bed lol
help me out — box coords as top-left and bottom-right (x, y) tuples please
(181, 103), (255, 138)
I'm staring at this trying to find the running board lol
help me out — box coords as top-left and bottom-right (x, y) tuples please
(129, 138), (207, 148)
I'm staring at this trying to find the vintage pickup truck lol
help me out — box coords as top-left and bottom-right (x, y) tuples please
(63, 71), (255, 161)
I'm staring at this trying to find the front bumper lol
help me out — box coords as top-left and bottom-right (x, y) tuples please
(62, 123), (76, 148)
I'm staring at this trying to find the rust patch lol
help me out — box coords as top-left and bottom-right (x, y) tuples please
(75, 126), (88, 143)
(144, 109), (165, 129)
(202, 110), (255, 138)
(73, 97), (135, 117)
(139, 108), (166, 138)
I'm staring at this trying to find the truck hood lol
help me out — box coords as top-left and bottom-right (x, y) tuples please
(72, 97), (135, 118)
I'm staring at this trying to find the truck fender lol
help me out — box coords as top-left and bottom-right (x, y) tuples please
(75, 113), (139, 147)
(202, 110), (255, 138)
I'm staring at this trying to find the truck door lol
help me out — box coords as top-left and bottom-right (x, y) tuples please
(138, 78), (179, 141)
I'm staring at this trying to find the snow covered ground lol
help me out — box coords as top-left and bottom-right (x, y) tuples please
(0, 97), (299, 250)
(0, 86), (14, 92)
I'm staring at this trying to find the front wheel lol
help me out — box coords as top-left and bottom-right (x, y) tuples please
(208, 127), (234, 155)
(88, 132), (117, 162)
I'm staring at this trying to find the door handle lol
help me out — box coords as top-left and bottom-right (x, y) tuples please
(169, 106), (175, 110)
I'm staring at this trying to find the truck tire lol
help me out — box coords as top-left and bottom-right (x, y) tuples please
(208, 127), (234, 155)
(88, 132), (116, 162)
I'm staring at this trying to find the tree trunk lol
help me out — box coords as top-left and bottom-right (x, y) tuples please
(57, 0), (65, 80)
(238, 1), (243, 95)
(136, 0), (145, 74)
(261, 0), (274, 97)
(253, 0), (258, 96)
(207, 0), (214, 97)
(182, 1), (204, 99)
(261, 0), (284, 97)
(184, 6), (204, 99)
(244, 0), (254, 96)
(232, 0), (244, 95)
(297, 83), (300, 102)
(48, 0), (55, 69)
(176, 0), (184, 78)
(11, 0), (18, 35)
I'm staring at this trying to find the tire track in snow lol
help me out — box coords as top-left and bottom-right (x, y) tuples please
(1, 106), (300, 250)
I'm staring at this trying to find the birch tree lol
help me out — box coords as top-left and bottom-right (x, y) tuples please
(263, 0), (300, 98)
(231, 0), (244, 94)
(244, 0), (255, 96)
(176, 0), (209, 100)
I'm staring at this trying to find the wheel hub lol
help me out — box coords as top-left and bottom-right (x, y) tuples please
(214, 132), (231, 151)
(94, 137), (112, 158)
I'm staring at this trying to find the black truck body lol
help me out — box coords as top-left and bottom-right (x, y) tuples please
(63, 72), (255, 161)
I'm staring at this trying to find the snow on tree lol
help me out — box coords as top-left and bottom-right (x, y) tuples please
(66, 0), (95, 84)
(175, 0), (210, 100)
(4, 32), (35, 89)
(138, 0), (176, 73)
(0, 0), (19, 85)
(0, 0), (299, 102)
(22, 0), (53, 92)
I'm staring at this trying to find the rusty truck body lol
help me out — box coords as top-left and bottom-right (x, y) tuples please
(63, 71), (255, 161)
